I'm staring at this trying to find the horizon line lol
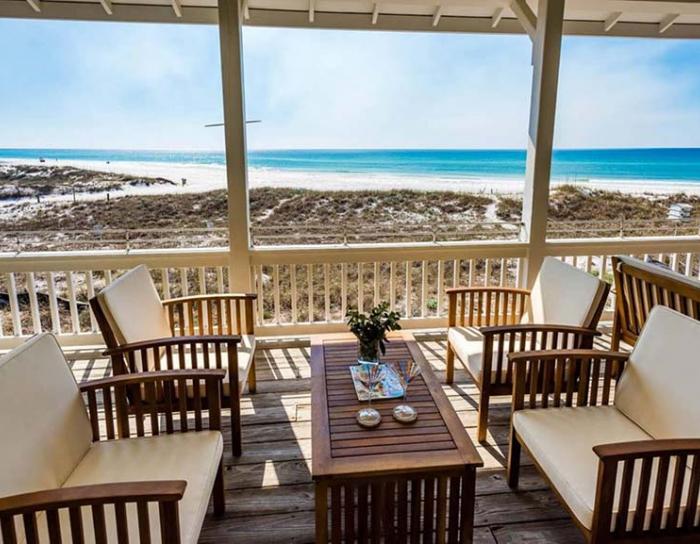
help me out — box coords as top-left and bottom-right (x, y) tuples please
(2, 146), (700, 153)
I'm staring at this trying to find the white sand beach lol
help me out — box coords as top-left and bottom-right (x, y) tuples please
(3, 158), (700, 207)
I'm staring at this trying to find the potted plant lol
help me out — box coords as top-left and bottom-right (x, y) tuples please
(346, 302), (402, 363)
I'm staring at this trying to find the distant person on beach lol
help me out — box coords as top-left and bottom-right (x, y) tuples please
(182, 178), (187, 186)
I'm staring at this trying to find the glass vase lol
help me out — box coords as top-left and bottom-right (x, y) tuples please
(357, 338), (381, 364)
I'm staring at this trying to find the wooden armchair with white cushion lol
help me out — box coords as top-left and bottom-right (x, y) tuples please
(508, 306), (700, 543)
(0, 333), (225, 543)
(90, 264), (257, 456)
(446, 256), (609, 442)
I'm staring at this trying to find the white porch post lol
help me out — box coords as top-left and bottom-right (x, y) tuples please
(520, 0), (565, 288)
(218, 0), (252, 291)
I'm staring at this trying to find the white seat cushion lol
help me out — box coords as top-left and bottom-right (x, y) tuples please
(514, 405), (699, 531)
(615, 306), (700, 440)
(98, 265), (172, 371)
(449, 326), (535, 383)
(61, 431), (223, 544)
(527, 257), (605, 327)
(164, 334), (256, 397)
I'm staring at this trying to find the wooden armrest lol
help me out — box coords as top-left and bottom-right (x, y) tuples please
(480, 323), (601, 337)
(475, 325), (602, 387)
(509, 349), (628, 365)
(446, 286), (530, 295)
(79, 370), (225, 442)
(0, 482), (186, 543)
(593, 438), (700, 461)
(0, 481), (186, 516)
(163, 293), (257, 305)
(79, 369), (227, 392)
(591, 438), (700, 536)
(103, 335), (241, 357)
(511, 350), (628, 411)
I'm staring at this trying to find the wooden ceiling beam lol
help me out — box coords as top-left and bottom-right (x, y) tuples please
(510, 0), (536, 39)
(432, 4), (442, 26)
(372, 2), (380, 24)
(491, 6), (505, 27)
(604, 11), (623, 31)
(659, 12), (680, 32)
(98, 0), (112, 15)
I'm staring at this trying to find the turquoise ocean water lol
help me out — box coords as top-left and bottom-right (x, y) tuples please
(2, 148), (700, 183)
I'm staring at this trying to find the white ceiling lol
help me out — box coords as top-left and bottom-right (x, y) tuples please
(1, 0), (700, 38)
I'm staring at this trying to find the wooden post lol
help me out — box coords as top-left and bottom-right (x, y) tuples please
(520, 0), (565, 288)
(218, 0), (252, 292)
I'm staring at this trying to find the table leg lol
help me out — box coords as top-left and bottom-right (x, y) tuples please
(316, 482), (329, 544)
(459, 468), (476, 544)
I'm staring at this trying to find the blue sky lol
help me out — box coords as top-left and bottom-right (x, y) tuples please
(0, 18), (699, 150)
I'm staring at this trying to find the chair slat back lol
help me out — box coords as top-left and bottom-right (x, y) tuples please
(612, 255), (700, 350)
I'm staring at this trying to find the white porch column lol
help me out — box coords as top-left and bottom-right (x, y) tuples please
(520, 0), (565, 288)
(218, 0), (252, 291)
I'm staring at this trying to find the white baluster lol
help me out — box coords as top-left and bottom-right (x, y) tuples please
(324, 263), (331, 322)
(389, 262), (396, 312)
(308, 264), (314, 322)
(357, 263), (363, 314)
(66, 271), (80, 334)
(421, 261), (427, 318)
(273, 264), (281, 325)
(437, 260), (444, 316)
(341, 263), (347, 319)
(373, 262), (380, 307)
(162, 268), (171, 299)
(405, 261), (412, 318)
(27, 272), (41, 334)
(47, 272), (60, 334)
(6, 273), (21, 336)
(86, 271), (98, 332)
(291, 264), (298, 325)
(180, 268), (189, 297)
(198, 267), (207, 294)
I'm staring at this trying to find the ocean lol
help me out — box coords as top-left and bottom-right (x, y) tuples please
(2, 148), (700, 184)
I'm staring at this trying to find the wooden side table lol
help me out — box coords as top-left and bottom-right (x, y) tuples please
(311, 331), (483, 543)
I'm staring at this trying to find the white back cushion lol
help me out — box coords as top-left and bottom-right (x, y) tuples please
(615, 306), (700, 439)
(98, 265), (171, 371)
(527, 257), (604, 327)
(0, 334), (92, 497)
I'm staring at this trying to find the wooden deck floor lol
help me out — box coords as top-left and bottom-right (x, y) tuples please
(62, 330), (615, 544)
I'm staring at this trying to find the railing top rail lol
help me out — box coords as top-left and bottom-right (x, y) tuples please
(0, 247), (229, 273)
(545, 235), (700, 256)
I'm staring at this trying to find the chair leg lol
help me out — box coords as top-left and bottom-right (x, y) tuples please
(477, 388), (490, 443)
(446, 343), (455, 385)
(213, 460), (225, 516)
(231, 401), (242, 457)
(248, 360), (257, 394)
(507, 427), (521, 489)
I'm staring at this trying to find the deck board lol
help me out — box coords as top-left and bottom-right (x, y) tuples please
(59, 331), (615, 543)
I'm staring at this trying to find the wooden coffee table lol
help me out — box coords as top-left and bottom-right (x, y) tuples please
(311, 331), (483, 544)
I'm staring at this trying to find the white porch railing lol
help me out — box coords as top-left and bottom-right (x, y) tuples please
(2, 236), (700, 348)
